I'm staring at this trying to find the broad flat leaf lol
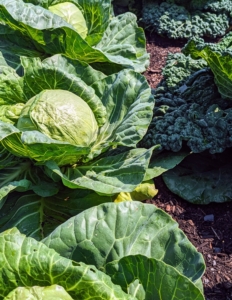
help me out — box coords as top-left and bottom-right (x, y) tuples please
(144, 151), (190, 181)
(0, 121), (90, 166)
(95, 13), (149, 73)
(0, 157), (59, 202)
(0, 179), (31, 205)
(0, 227), (134, 300)
(45, 148), (154, 195)
(183, 39), (232, 99)
(90, 69), (154, 158)
(0, 146), (22, 169)
(74, 0), (112, 45)
(0, 26), (43, 73)
(163, 150), (232, 204)
(0, 55), (26, 105)
(0, 190), (113, 240)
(4, 285), (74, 300)
(42, 201), (205, 288)
(0, 0), (148, 72)
(107, 255), (204, 300)
(0, 160), (32, 202)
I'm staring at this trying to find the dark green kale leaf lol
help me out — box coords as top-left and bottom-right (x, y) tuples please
(142, 0), (232, 39)
(140, 53), (232, 154)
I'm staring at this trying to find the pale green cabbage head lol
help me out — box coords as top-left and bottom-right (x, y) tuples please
(17, 90), (98, 147)
(48, 2), (88, 39)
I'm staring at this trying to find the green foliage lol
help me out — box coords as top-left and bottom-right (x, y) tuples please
(163, 149), (232, 204)
(112, 0), (143, 17)
(141, 32), (232, 204)
(183, 34), (232, 98)
(0, 201), (205, 299)
(5, 285), (74, 300)
(0, 0), (149, 73)
(142, 0), (232, 39)
(140, 51), (232, 154)
(0, 53), (155, 197)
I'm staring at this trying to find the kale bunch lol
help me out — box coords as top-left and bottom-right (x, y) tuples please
(142, 0), (232, 39)
(140, 53), (232, 153)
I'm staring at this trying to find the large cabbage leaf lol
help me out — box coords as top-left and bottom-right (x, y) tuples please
(0, 121), (91, 166)
(44, 147), (154, 195)
(0, 190), (113, 240)
(107, 255), (204, 300)
(163, 150), (232, 204)
(0, 0), (149, 73)
(43, 201), (205, 298)
(0, 202), (205, 299)
(0, 227), (134, 300)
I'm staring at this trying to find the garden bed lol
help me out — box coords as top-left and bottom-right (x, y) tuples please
(144, 32), (232, 300)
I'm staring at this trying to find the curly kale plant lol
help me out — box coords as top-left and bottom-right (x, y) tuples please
(140, 51), (232, 154)
(142, 0), (232, 39)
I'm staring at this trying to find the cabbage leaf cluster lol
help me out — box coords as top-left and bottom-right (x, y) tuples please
(0, 53), (156, 199)
(0, 202), (205, 300)
(0, 0), (149, 73)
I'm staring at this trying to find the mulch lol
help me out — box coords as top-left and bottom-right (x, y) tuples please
(143, 32), (232, 300)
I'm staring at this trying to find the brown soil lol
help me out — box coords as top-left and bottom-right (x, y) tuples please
(144, 32), (232, 300)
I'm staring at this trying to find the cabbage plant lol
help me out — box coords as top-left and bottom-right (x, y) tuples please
(0, 0), (149, 73)
(0, 201), (206, 300)
(0, 52), (155, 199)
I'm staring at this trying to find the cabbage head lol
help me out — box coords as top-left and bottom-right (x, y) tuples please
(48, 2), (88, 39)
(17, 90), (98, 147)
(0, 54), (155, 195)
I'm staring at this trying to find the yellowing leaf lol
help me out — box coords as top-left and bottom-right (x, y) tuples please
(114, 180), (158, 202)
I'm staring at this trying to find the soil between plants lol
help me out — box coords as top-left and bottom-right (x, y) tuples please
(144, 32), (232, 300)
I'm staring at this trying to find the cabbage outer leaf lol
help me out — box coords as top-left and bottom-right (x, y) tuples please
(0, 227), (134, 299)
(4, 285), (74, 300)
(0, 121), (90, 166)
(43, 201), (205, 296)
(144, 151), (190, 181)
(90, 69), (154, 159)
(0, 190), (113, 240)
(163, 151), (232, 204)
(107, 255), (204, 300)
(45, 147), (154, 195)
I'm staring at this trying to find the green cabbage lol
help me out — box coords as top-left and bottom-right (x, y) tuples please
(17, 90), (98, 147)
(48, 2), (88, 39)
